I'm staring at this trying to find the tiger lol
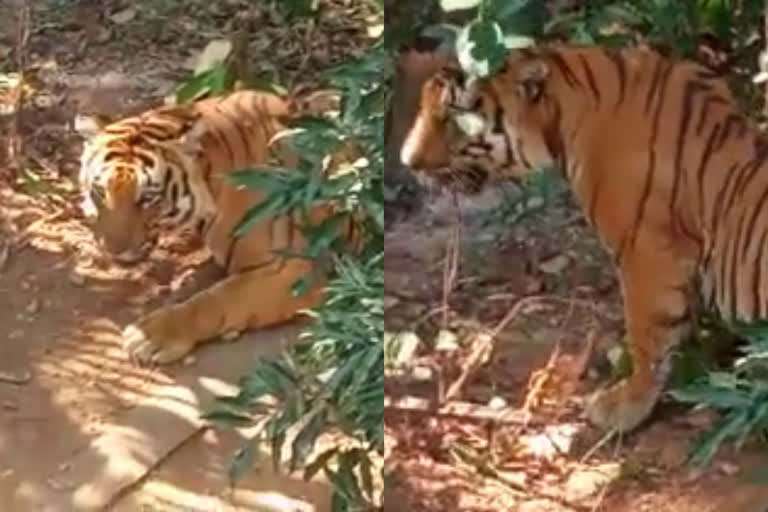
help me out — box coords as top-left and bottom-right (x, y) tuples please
(78, 89), (342, 365)
(399, 44), (768, 433)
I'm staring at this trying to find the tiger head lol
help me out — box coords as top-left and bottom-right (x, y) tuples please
(400, 49), (561, 193)
(77, 111), (204, 264)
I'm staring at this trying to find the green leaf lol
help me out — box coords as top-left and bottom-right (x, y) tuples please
(202, 409), (253, 427)
(669, 384), (753, 409)
(456, 20), (507, 77)
(233, 195), (290, 238)
(175, 64), (232, 104)
(690, 411), (749, 465)
(290, 408), (328, 471)
(228, 439), (258, 484)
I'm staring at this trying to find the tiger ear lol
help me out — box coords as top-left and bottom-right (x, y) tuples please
(516, 59), (550, 102)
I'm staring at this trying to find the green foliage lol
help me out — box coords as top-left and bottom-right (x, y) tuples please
(201, 19), (385, 512)
(174, 61), (235, 103)
(668, 320), (768, 465)
(437, 0), (544, 77)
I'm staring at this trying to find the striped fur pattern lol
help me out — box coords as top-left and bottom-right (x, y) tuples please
(79, 91), (291, 264)
(400, 45), (765, 432)
(77, 90), (333, 365)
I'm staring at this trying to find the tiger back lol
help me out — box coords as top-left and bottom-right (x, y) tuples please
(401, 45), (768, 433)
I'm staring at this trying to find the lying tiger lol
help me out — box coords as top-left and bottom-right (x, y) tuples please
(78, 90), (340, 365)
(400, 44), (768, 432)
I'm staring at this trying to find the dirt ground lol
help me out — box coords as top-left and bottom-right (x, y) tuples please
(383, 187), (768, 512)
(0, 1), (375, 510)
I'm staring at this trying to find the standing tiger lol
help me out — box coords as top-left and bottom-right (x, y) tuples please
(400, 44), (768, 432)
(78, 90), (340, 365)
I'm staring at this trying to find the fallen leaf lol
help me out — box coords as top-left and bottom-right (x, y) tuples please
(109, 7), (136, 24)
(193, 39), (233, 74)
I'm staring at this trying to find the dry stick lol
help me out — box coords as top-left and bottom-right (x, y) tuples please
(384, 395), (541, 426)
(442, 295), (548, 404)
(440, 200), (461, 329)
(7, 2), (30, 175)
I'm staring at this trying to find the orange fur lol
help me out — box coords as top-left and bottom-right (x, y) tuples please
(401, 45), (764, 432)
(79, 90), (340, 364)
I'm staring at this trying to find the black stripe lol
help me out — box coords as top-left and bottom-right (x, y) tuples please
(618, 59), (673, 262)
(604, 50), (626, 110)
(728, 211), (750, 315)
(696, 122), (721, 223)
(723, 137), (768, 217)
(670, 81), (712, 232)
(216, 104), (252, 165)
(644, 57), (666, 114)
(545, 50), (581, 89)
(752, 227), (768, 319)
(695, 95), (728, 136)
(710, 162), (740, 233)
(578, 54), (600, 104)
(205, 120), (236, 168)
(741, 186), (768, 264)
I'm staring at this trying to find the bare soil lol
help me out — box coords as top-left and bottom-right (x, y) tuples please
(384, 188), (768, 512)
(0, 1), (375, 510)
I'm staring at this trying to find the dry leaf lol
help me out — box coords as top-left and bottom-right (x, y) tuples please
(109, 8), (136, 24)
(193, 39), (233, 74)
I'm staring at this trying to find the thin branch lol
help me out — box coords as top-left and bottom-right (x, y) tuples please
(6, 1), (30, 175)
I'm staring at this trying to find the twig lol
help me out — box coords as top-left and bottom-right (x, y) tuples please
(290, 18), (317, 90)
(440, 203), (461, 329)
(520, 297), (577, 419)
(442, 295), (549, 404)
(384, 395), (545, 426)
(6, 1), (30, 175)
(0, 370), (31, 385)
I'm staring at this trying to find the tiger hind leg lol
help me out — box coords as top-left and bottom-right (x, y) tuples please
(585, 253), (692, 432)
(122, 257), (325, 365)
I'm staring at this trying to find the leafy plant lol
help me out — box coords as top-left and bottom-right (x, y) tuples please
(200, 22), (385, 512)
(669, 321), (768, 465)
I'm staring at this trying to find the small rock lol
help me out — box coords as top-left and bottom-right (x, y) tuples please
(538, 254), (570, 275)
(2, 400), (17, 410)
(68, 273), (85, 286)
(222, 330), (240, 342)
(434, 329), (459, 352)
(565, 463), (622, 501)
(488, 396), (508, 409)
(25, 299), (39, 314)
(388, 331), (421, 366)
(718, 462), (739, 476)
(383, 295), (400, 309)
(183, 355), (196, 366)
(680, 408), (719, 429)
(8, 329), (24, 339)
(520, 423), (581, 460)
(409, 366), (433, 382)
(109, 7), (136, 24)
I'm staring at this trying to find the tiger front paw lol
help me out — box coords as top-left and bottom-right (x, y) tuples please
(584, 378), (662, 433)
(122, 323), (196, 366)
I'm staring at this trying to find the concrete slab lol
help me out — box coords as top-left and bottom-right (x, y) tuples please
(38, 325), (316, 511)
